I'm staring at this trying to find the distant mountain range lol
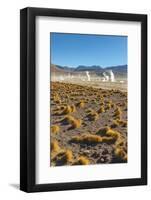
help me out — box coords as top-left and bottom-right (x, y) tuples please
(50, 64), (127, 77)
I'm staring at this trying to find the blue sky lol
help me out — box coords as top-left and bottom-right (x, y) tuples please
(50, 33), (127, 68)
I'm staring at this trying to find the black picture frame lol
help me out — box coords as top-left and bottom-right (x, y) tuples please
(20, 7), (147, 193)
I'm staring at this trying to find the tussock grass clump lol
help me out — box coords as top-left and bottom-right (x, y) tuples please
(76, 100), (85, 108)
(123, 154), (128, 161)
(97, 106), (105, 114)
(114, 147), (127, 161)
(105, 100), (111, 104)
(101, 136), (116, 143)
(64, 149), (73, 162)
(75, 156), (90, 165)
(116, 119), (127, 127)
(62, 115), (75, 124)
(106, 129), (121, 139)
(71, 133), (103, 143)
(97, 127), (120, 139)
(87, 112), (99, 121)
(53, 93), (61, 104)
(86, 108), (94, 113)
(103, 94), (107, 97)
(114, 107), (122, 116)
(51, 140), (60, 153)
(96, 126), (110, 136)
(113, 134), (127, 162)
(105, 103), (111, 110)
(62, 105), (76, 114)
(60, 105), (66, 110)
(70, 97), (75, 101)
(111, 120), (120, 128)
(52, 149), (73, 165)
(62, 115), (82, 129)
(70, 104), (76, 112)
(91, 99), (97, 104)
(55, 99), (61, 104)
(111, 103), (116, 108)
(100, 101), (105, 106)
(111, 119), (127, 128)
(115, 138), (125, 148)
(51, 125), (60, 134)
(62, 105), (72, 114)
(71, 119), (82, 128)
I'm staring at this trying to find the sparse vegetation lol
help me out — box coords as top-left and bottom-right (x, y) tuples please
(65, 149), (73, 162)
(87, 112), (99, 121)
(116, 119), (127, 127)
(62, 115), (82, 129)
(62, 105), (75, 114)
(51, 140), (60, 153)
(70, 104), (76, 112)
(74, 156), (90, 165)
(62, 115), (75, 124)
(106, 128), (121, 139)
(114, 107), (122, 117)
(111, 119), (127, 128)
(114, 147), (127, 161)
(51, 125), (60, 134)
(50, 81), (127, 166)
(76, 100), (85, 108)
(101, 136), (116, 143)
(97, 106), (105, 113)
(71, 118), (82, 128)
(71, 133), (103, 143)
(96, 126), (110, 136)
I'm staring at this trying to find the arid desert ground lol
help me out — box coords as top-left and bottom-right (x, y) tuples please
(50, 77), (127, 166)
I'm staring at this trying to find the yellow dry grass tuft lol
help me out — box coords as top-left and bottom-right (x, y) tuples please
(106, 129), (121, 139)
(62, 105), (76, 114)
(62, 115), (75, 124)
(115, 137), (125, 148)
(62, 115), (82, 129)
(86, 108), (94, 113)
(114, 107), (122, 116)
(101, 136), (116, 143)
(75, 156), (90, 165)
(113, 135), (127, 162)
(51, 140), (60, 153)
(70, 104), (76, 112)
(97, 106), (105, 114)
(114, 147), (127, 161)
(87, 112), (99, 121)
(71, 133), (103, 143)
(64, 149), (73, 162)
(111, 119), (127, 128)
(111, 119), (120, 128)
(53, 93), (61, 104)
(51, 147), (74, 165)
(100, 101), (105, 106)
(96, 126), (110, 136)
(71, 118), (82, 128)
(51, 125), (60, 134)
(76, 100), (85, 108)
(105, 103), (111, 110)
(116, 119), (127, 127)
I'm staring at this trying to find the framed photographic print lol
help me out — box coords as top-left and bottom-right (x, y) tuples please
(20, 7), (147, 192)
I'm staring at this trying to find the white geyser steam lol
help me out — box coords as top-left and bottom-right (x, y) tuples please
(86, 71), (90, 81)
(103, 72), (109, 82)
(68, 73), (71, 79)
(102, 70), (115, 82)
(109, 70), (115, 82)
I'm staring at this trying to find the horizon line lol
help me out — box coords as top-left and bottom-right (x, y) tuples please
(51, 63), (128, 68)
